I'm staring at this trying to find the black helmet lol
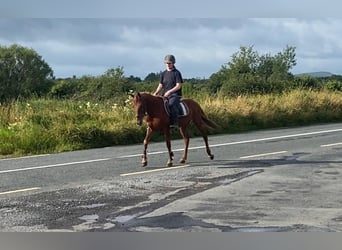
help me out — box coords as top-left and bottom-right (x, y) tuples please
(164, 54), (176, 64)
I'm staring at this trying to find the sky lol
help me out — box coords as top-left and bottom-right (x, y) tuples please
(1, 1), (342, 79)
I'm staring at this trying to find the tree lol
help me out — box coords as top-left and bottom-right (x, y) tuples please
(209, 45), (297, 95)
(144, 72), (160, 82)
(269, 45), (296, 80)
(0, 44), (54, 101)
(127, 75), (142, 83)
(79, 66), (133, 101)
(103, 66), (125, 79)
(49, 78), (82, 99)
(101, 66), (133, 95)
(227, 46), (259, 76)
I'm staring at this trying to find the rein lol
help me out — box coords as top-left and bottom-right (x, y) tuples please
(135, 93), (165, 121)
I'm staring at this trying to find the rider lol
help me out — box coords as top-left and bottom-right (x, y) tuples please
(153, 54), (183, 129)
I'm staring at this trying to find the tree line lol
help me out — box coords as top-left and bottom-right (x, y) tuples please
(1, 44), (341, 103)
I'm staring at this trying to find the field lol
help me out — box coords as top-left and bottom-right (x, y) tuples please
(0, 89), (341, 158)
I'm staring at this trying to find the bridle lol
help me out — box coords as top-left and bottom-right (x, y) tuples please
(134, 94), (147, 125)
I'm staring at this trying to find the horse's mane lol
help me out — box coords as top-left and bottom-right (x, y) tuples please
(139, 92), (164, 101)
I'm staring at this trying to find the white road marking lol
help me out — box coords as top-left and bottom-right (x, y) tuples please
(0, 187), (41, 195)
(240, 151), (288, 159)
(0, 154), (50, 161)
(195, 128), (342, 149)
(0, 158), (111, 174)
(117, 153), (142, 158)
(1, 127), (341, 176)
(320, 142), (342, 147)
(120, 164), (191, 177)
(118, 128), (342, 159)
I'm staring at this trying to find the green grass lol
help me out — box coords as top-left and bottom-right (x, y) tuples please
(0, 89), (341, 158)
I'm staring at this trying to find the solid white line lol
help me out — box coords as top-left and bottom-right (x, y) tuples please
(117, 128), (342, 159)
(320, 142), (342, 147)
(120, 164), (191, 177)
(0, 158), (111, 174)
(0, 154), (50, 161)
(240, 151), (288, 159)
(1, 128), (341, 175)
(117, 153), (142, 158)
(207, 128), (342, 149)
(0, 187), (41, 195)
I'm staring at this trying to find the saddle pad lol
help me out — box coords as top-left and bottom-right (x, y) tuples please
(179, 102), (189, 116)
(164, 100), (189, 117)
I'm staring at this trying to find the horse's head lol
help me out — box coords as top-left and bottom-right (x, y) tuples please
(131, 92), (146, 126)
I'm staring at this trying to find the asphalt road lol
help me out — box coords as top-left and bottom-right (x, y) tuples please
(0, 123), (341, 231)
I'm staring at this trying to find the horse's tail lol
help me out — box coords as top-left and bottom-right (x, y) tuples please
(199, 107), (219, 129)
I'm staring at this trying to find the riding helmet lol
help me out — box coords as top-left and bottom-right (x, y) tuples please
(164, 54), (176, 64)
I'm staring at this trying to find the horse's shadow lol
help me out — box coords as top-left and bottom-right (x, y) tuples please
(185, 152), (342, 170)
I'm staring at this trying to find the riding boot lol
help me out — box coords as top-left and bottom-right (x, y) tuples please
(168, 94), (180, 129)
(169, 106), (179, 129)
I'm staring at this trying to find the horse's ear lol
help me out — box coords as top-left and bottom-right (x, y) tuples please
(128, 91), (136, 98)
(128, 92), (141, 99)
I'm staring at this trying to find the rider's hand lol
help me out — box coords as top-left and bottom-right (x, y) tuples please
(164, 91), (171, 97)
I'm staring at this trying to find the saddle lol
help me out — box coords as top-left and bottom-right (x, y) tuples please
(163, 98), (189, 117)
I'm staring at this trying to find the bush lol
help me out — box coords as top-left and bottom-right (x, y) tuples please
(325, 80), (342, 91)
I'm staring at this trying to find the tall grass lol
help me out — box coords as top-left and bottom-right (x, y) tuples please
(200, 89), (342, 133)
(0, 98), (144, 157)
(0, 89), (341, 158)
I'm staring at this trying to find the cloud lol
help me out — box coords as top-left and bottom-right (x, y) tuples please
(2, 0), (342, 18)
(1, 18), (342, 78)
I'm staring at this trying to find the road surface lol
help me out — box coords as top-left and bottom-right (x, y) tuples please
(0, 123), (341, 231)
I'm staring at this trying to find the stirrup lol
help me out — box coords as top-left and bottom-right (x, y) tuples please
(169, 123), (179, 129)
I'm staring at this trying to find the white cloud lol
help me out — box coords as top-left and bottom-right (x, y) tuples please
(1, 18), (342, 78)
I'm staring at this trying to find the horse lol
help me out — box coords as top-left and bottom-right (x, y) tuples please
(131, 92), (217, 167)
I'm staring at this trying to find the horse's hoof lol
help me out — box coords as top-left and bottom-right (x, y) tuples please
(141, 161), (147, 167)
(167, 162), (173, 167)
(179, 159), (186, 164)
(209, 155), (214, 160)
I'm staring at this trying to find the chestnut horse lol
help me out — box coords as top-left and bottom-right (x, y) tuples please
(131, 92), (217, 167)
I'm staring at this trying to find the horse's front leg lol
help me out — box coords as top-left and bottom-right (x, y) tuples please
(164, 129), (173, 167)
(142, 126), (153, 167)
(179, 126), (189, 164)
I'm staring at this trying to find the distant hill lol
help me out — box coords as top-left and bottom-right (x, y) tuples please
(296, 71), (334, 78)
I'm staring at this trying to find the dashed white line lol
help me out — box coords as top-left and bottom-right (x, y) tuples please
(320, 142), (342, 147)
(120, 164), (191, 177)
(240, 151), (288, 159)
(0, 187), (41, 195)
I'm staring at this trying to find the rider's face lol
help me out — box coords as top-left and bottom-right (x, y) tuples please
(165, 62), (174, 71)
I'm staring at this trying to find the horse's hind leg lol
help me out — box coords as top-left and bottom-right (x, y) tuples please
(194, 121), (214, 160)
